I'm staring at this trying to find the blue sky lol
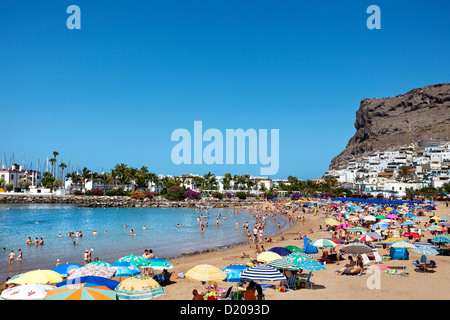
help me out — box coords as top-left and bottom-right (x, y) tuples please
(0, 1), (449, 179)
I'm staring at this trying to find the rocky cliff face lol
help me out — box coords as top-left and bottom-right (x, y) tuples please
(328, 83), (450, 170)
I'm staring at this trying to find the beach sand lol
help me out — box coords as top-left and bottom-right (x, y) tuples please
(149, 201), (450, 300)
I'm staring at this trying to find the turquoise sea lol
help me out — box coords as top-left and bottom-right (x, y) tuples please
(0, 204), (288, 281)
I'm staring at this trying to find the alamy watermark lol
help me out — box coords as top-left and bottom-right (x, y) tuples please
(170, 121), (279, 175)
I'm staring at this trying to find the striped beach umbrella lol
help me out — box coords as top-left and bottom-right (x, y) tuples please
(268, 259), (301, 271)
(240, 265), (286, 282)
(311, 239), (337, 248)
(256, 251), (282, 263)
(185, 264), (227, 282)
(115, 276), (165, 300)
(348, 227), (366, 233)
(44, 283), (117, 300)
(359, 235), (376, 242)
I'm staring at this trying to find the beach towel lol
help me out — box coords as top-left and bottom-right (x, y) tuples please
(384, 269), (408, 276)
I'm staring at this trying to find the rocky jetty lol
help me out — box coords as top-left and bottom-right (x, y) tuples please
(0, 194), (261, 208)
(329, 83), (450, 170)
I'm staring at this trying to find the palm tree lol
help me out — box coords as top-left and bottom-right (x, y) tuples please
(59, 162), (67, 183)
(114, 163), (130, 190)
(223, 173), (232, 190)
(48, 158), (56, 178)
(67, 171), (81, 190)
(80, 167), (91, 191)
(397, 166), (413, 182)
(52, 151), (59, 177)
(98, 172), (112, 191)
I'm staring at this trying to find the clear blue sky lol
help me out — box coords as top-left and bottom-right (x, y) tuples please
(1, 1), (449, 179)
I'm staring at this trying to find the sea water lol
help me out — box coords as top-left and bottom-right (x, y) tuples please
(0, 204), (288, 280)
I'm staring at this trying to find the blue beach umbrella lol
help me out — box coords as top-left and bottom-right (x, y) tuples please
(432, 236), (450, 243)
(297, 259), (326, 271)
(56, 276), (120, 290)
(53, 263), (83, 277)
(412, 246), (439, 256)
(222, 265), (249, 282)
(110, 262), (141, 277)
(268, 247), (292, 256)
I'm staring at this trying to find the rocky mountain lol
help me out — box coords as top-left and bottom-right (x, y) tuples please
(328, 83), (450, 170)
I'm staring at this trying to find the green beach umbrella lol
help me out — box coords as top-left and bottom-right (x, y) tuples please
(285, 253), (312, 266)
(311, 239), (336, 248)
(147, 258), (173, 271)
(283, 245), (303, 253)
(116, 255), (150, 267)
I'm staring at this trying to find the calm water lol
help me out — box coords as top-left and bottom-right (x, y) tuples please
(0, 204), (288, 280)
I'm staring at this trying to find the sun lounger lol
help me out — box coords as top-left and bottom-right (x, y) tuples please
(361, 253), (371, 266)
(299, 271), (313, 289)
(373, 252), (383, 264)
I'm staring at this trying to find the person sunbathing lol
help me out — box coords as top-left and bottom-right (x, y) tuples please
(339, 262), (363, 275)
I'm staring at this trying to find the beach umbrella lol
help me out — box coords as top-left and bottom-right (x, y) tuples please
(115, 276), (165, 300)
(386, 214), (398, 219)
(311, 239), (337, 248)
(44, 283), (117, 300)
(285, 252), (313, 266)
(110, 262), (141, 277)
(116, 255), (150, 267)
(9, 270), (63, 285)
(222, 265), (249, 282)
(364, 232), (383, 240)
(68, 265), (115, 279)
(401, 221), (416, 227)
(432, 236), (450, 243)
(52, 263), (83, 277)
(341, 243), (372, 255)
(268, 247), (292, 256)
(256, 251), (282, 263)
(283, 245), (303, 253)
(359, 235), (376, 242)
(56, 276), (120, 290)
(87, 261), (111, 268)
(391, 242), (416, 249)
(412, 246), (439, 256)
(386, 237), (405, 242)
(405, 213), (416, 218)
(297, 259), (326, 271)
(147, 258), (173, 271)
(336, 223), (353, 229)
(324, 219), (340, 226)
(240, 265), (286, 282)
(268, 259), (301, 271)
(364, 216), (376, 222)
(403, 232), (420, 239)
(348, 227), (366, 233)
(185, 264), (227, 282)
(0, 284), (54, 300)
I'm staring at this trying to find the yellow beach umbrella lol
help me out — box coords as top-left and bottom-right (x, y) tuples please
(324, 218), (340, 226)
(185, 264), (227, 282)
(9, 270), (63, 285)
(115, 276), (165, 300)
(256, 251), (282, 263)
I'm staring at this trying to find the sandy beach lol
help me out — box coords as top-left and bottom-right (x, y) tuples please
(2, 199), (450, 301)
(149, 200), (450, 300)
